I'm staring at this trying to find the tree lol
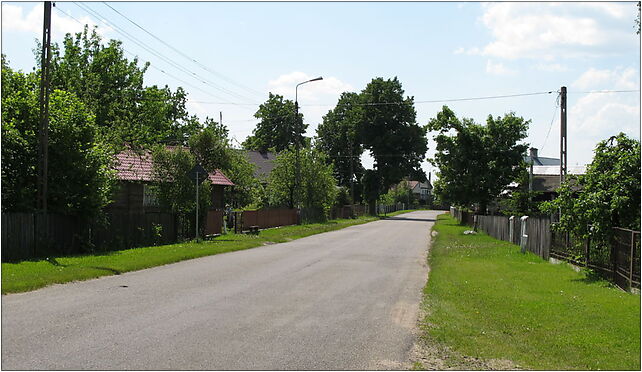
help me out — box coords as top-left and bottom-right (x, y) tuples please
(189, 120), (260, 208)
(427, 106), (529, 214)
(243, 93), (304, 152)
(47, 26), (197, 147)
(266, 147), (337, 214)
(541, 133), (640, 246)
(151, 145), (212, 237)
(498, 166), (542, 216)
(1, 56), (39, 212)
(358, 77), (428, 203)
(316, 92), (365, 203)
(2, 57), (116, 216)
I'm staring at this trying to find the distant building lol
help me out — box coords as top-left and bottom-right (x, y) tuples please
(244, 150), (277, 183)
(112, 148), (234, 213)
(524, 147), (586, 201)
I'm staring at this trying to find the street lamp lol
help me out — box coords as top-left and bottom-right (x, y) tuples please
(291, 76), (323, 209)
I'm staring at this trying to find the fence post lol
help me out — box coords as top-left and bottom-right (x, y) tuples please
(584, 234), (590, 268)
(520, 216), (529, 254)
(630, 230), (635, 290)
(509, 216), (515, 243)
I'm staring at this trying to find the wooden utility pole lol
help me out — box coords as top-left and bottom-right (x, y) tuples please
(38, 1), (52, 214)
(560, 86), (567, 185)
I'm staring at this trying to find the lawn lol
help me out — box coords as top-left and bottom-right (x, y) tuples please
(420, 214), (640, 370)
(2, 210), (415, 294)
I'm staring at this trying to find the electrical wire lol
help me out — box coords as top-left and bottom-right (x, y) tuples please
(72, 2), (257, 105)
(102, 2), (264, 99)
(570, 89), (640, 94)
(540, 91), (560, 152)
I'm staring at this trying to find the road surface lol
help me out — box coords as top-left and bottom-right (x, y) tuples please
(2, 210), (439, 370)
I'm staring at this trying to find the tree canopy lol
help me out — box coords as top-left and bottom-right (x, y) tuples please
(427, 105), (529, 214)
(315, 92), (365, 202)
(266, 147), (337, 213)
(541, 133), (640, 245)
(243, 93), (304, 153)
(2, 56), (115, 216)
(359, 77), (428, 196)
(48, 26), (200, 147)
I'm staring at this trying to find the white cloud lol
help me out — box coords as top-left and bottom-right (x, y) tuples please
(266, 71), (354, 136)
(267, 71), (353, 102)
(571, 67), (639, 91)
(453, 47), (465, 55)
(535, 63), (569, 72)
(472, 2), (637, 60)
(566, 66), (640, 163)
(2, 3), (111, 39)
(485, 60), (517, 76)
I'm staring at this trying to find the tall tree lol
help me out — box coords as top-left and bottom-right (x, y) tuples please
(266, 147), (337, 213)
(427, 106), (529, 214)
(1, 56), (115, 216)
(243, 93), (304, 152)
(359, 77), (428, 202)
(189, 120), (261, 208)
(47, 26), (197, 147)
(316, 92), (365, 202)
(541, 133), (640, 246)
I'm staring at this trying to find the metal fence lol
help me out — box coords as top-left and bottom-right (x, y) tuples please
(550, 227), (641, 290)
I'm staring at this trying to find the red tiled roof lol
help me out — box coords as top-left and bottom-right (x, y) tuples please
(114, 149), (234, 186)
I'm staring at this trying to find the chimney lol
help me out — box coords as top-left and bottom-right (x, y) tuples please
(529, 147), (538, 161)
(428, 172), (431, 182)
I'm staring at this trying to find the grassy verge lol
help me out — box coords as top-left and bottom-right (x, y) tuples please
(418, 214), (640, 370)
(2, 210), (417, 294)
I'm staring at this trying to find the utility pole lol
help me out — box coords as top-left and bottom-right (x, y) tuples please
(38, 1), (52, 215)
(350, 143), (355, 205)
(37, 1), (52, 251)
(560, 86), (567, 185)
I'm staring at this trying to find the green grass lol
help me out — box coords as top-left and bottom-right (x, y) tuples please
(2, 211), (417, 294)
(421, 214), (640, 370)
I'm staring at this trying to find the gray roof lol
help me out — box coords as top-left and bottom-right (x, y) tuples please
(245, 150), (277, 179)
(524, 155), (561, 166)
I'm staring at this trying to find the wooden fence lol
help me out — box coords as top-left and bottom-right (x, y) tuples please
(240, 209), (298, 230)
(2, 210), (179, 262)
(450, 207), (640, 291)
(474, 214), (551, 260)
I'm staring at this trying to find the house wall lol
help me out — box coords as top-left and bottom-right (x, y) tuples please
(210, 185), (225, 209)
(109, 182), (145, 212)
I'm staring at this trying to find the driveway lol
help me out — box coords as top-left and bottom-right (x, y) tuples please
(2, 210), (439, 370)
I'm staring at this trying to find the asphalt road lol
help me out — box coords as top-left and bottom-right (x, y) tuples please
(2, 210), (439, 370)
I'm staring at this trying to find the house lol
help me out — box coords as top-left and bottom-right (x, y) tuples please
(112, 149), (234, 213)
(524, 147), (586, 201)
(408, 179), (433, 203)
(244, 150), (277, 183)
(394, 174), (433, 204)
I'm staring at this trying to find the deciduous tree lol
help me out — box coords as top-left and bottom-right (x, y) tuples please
(243, 93), (304, 152)
(359, 77), (428, 202)
(427, 105), (529, 214)
(541, 133), (640, 246)
(316, 92), (364, 202)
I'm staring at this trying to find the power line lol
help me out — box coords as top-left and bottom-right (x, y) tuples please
(570, 89), (640, 94)
(72, 2), (257, 105)
(540, 91), (560, 152)
(102, 2), (264, 99)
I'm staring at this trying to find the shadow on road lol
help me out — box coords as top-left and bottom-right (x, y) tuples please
(383, 217), (436, 222)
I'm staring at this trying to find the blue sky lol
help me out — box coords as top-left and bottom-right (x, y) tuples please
(2, 1), (640, 177)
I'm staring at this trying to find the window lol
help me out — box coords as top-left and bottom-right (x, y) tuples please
(143, 184), (159, 207)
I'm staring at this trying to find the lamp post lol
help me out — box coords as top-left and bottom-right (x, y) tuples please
(291, 76), (323, 209)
